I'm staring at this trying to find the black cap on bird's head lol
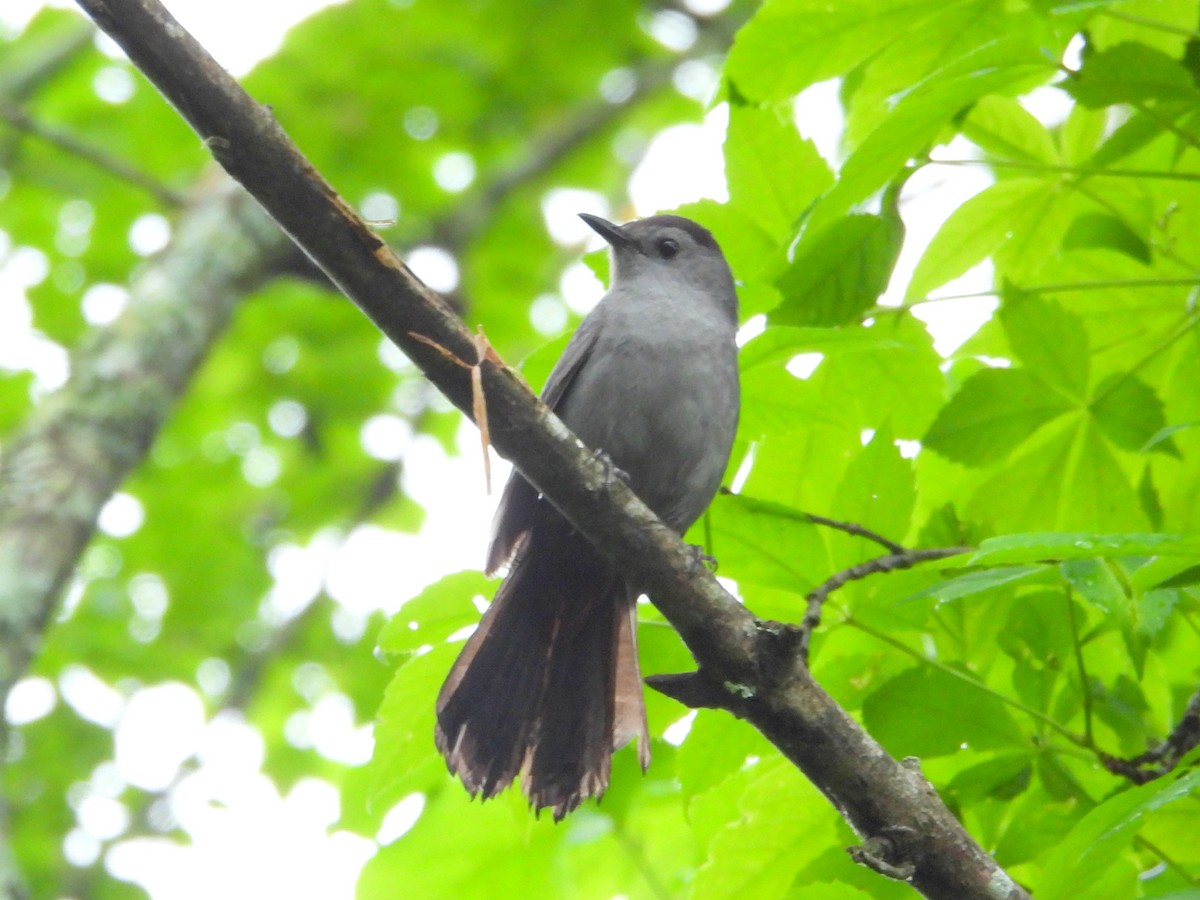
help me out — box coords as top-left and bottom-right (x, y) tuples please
(577, 213), (735, 320)
(578, 213), (720, 255)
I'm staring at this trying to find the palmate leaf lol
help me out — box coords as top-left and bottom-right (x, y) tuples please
(725, 104), (832, 240)
(1090, 372), (1176, 455)
(862, 665), (1026, 758)
(922, 367), (1074, 466)
(961, 94), (1059, 164)
(906, 179), (1064, 302)
(1066, 41), (1200, 109)
(705, 491), (830, 595)
(770, 212), (904, 327)
(691, 757), (835, 900)
(725, 0), (952, 103)
(999, 296), (1090, 402)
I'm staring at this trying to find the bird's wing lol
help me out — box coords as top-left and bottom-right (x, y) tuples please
(485, 314), (604, 574)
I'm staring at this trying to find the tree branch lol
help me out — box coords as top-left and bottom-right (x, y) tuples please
(0, 176), (285, 897)
(798, 547), (972, 662)
(0, 175), (286, 694)
(805, 511), (907, 554)
(69, 1), (1030, 896)
(0, 15), (95, 102)
(1103, 684), (1200, 784)
(0, 104), (186, 205)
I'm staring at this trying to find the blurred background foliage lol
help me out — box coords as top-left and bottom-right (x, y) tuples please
(2, 0), (1200, 898)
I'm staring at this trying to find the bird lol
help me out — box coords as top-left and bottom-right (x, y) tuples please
(435, 212), (740, 819)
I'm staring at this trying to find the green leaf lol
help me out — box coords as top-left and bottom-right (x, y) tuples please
(829, 427), (915, 567)
(961, 531), (1199, 567)
(692, 758), (834, 900)
(358, 787), (559, 898)
(376, 570), (492, 660)
(817, 53), (1054, 224)
(677, 710), (772, 803)
(738, 325), (909, 372)
(771, 213), (904, 327)
(705, 492), (829, 595)
(906, 179), (1058, 301)
(1059, 103), (1108, 166)
(906, 565), (1046, 604)
(862, 665), (1026, 757)
(1062, 213), (1151, 263)
(1039, 768), (1200, 900)
(1090, 372), (1174, 455)
(1090, 107), (1168, 168)
(369, 645), (458, 811)
(946, 752), (1034, 803)
(725, 0), (948, 103)
(999, 296), (1090, 401)
(961, 95), (1059, 164)
(1062, 556), (1149, 671)
(1065, 420), (1148, 531)
(1061, 557), (1126, 618)
(724, 105), (833, 239)
(1067, 42), (1200, 108)
(923, 368), (1073, 466)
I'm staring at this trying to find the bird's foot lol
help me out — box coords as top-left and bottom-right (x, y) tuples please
(594, 449), (629, 487)
(687, 545), (719, 573)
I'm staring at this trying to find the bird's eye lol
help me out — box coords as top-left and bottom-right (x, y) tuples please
(657, 238), (680, 259)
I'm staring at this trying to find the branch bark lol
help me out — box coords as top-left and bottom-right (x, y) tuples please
(68, 1), (1030, 897)
(0, 176), (285, 899)
(0, 175), (284, 695)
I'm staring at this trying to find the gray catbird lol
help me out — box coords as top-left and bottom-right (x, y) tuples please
(435, 213), (740, 819)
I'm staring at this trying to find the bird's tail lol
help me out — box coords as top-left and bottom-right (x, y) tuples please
(435, 528), (650, 820)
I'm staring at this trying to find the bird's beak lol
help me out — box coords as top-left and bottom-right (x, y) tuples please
(579, 213), (634, 249)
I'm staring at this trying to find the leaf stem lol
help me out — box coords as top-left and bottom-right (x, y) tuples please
(1089, 313), (1199, 408)
(926, 158), (1200, 182)
(901, 278), (1200, 305)
(1100, 8), (1200, 39)
(844, 616), (1087, 746)
(1065, 588), (1095, 747)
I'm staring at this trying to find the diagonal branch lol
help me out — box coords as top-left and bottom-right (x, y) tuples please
(798, 547), (972, 661)
(0, 177), (285, 700)
(804, 512), (907, 554)
(0, 104), (186, 205)
(0, 15), (95, 102)
(71, 1), (1031, 897)
(1103, 684), (1200, 784)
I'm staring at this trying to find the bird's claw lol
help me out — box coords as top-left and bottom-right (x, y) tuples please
(687, 545), (718, 573)
(594, 449), (629, 487)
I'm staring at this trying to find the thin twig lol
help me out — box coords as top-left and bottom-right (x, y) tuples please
(1100, 8), (1200, 38)
(805, 513), (906, 554)
(1, 16), (95, 101)
(799, 547), (971, 661)
(886, 277), (1200, 308)
(1065, 587), (1094, 746)
(1102, 685), (1200, 784)
(926, 158), (1200, 183)
(0, 104), (186, 205)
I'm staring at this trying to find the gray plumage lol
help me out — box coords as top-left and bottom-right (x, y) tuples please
(435, 213), (740, 819)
